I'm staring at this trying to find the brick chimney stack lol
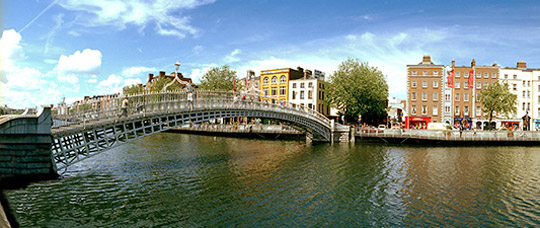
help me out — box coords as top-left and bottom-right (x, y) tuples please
(159, 71), (166, 78)
(148, 73), (154, 82)
(517, 61), (527, 69)
(471, 59), (476, 67)
(422, 55), (431, 63)
(452, 59), (455, 68)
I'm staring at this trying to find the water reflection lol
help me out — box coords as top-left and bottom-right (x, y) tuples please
(4, 134), (540, 227)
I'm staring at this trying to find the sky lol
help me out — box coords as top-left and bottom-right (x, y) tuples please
(1, 0), (540, 108)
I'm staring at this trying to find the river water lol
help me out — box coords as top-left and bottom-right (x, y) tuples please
(4, 133), (540, 227)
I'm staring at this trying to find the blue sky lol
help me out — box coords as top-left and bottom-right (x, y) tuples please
(2, 0), (540, 108)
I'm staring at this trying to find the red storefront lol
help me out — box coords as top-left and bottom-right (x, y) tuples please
(405, 116), (431, 129)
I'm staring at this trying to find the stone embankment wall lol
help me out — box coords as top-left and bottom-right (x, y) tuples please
(0, 107), (57, 185)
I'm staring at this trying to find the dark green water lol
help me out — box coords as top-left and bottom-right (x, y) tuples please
(4, 133), (540, 227)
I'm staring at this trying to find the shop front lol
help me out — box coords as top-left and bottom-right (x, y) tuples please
(535, 119), (540, 131)
(405, 116), (431, 129)
(454, 117), (472, 130)
(474, 119), (497, 130)
(501, 120), (520, 130)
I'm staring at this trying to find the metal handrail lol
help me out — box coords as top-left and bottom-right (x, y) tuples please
(51, 90), (331, 129)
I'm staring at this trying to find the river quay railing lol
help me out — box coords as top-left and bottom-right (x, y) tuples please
(51, 90), (330, 131)
(358, 129), (540, 142)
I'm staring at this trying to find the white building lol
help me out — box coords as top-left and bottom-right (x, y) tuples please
(500, 61), (540, 130)
(288, 77), (329, 116)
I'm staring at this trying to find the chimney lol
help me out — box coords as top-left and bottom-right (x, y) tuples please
(493, 62), (498, 67)
(159, 71), (166, 78)
(422, 55), (431, 63)
(452, 59), (455, 68)
(471, 58), (476, 67)
(517, 61), (527, 69)
(297, 66), (304, 73)
(304, 69), (312, 79)
(148, 73), (154, 82)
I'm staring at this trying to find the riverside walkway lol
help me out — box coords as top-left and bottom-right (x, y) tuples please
(357, 129), (540, 146)
(171, 124), (302, 135)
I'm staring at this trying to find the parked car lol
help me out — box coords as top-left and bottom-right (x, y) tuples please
(378, 124), (387, 132)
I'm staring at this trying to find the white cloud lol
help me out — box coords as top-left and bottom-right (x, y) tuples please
(97, 73), (143, 94)
(223, 49), (241, 63)
(121, 66), (157, 77)
(57, 0), (216, 38)
(88, 75), (98, 83)
(188, 64), (216, 83)
(98, 74), (123, 87)
(57, 49), (102, 74)
(0, 29), (25, 74)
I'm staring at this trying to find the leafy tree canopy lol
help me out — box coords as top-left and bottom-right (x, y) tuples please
(199, 65), (242, 91)
(123, 84), (143, 95)
(326, 58), (389, 124)
(477, 81), (517, 124)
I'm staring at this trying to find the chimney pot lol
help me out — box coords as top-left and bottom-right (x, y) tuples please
(422, 55), (431, 63)
(517, 61), (527, 69)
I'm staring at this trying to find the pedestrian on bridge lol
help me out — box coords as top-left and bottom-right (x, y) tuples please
(121, 97), (129, 117)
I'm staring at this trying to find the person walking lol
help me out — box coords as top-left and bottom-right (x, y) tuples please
(121, 97), (129, 117)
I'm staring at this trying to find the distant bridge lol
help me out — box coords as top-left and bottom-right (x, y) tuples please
(1, 91), (352, 178)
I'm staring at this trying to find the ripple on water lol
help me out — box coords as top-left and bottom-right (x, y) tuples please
(4, 134), (540, 227)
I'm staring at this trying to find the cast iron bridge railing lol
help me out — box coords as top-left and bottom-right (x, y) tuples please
(50, 91), (332, 173)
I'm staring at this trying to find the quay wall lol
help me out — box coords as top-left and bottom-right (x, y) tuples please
(0, 107), (57, 186)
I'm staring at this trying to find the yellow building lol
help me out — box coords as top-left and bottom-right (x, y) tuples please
(260, 67), (305, 104)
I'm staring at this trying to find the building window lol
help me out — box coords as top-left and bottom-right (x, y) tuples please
(513, 84), (517, 91)
(484, 82), (489, 88)
(422, 105), (427, 115)
(523, 81), (526, 87)
(456, 82), (460, 88)
(433, 71), (438, 76)
(484, 73), (489, 78)
(280, 75), (286, 83)
(445, 106), (451, 114)
(464, 106), (469, 115)
(412, 71), (417, 76)
(292, 83), (297, 88)
(464, 81), (468, 88)
(476, 106), (481, 116)
(504, 74), (508, 79)
(308, 103), (313, 109)
(412, 92), (417, 101)
(456, 72), (460, 78)
(412, 81), (417, 88)
(528, 81), (531, 87)
(433, 81), (438, 88)
(455, 93), (460, 101)
(528, 90), (531, 98)
(412, 105), (417, 115)
(271, 76), (278, 84)
(422, 92), (427, 101)
(280, 86), (286, 96)
(433, 92), (438, 101)
(476, 72), (481, 78)
(445, 94), (451, 101)
(522, 91), (526, 98)
(433, 105), (438, 116)
(513, 74), (517, 79)
(477, 82), (481, 89)
(308, 90), (313, 99)
(464, 72), (469, 77)
(271, 87), (277, 96)
(300, 83), (305, 88)
(492, 73), (497, 78)
(264, 88), (269, 97)
(523, 102), (526, 111)
(464, 93), (469, 101)
(292, 91), (296, 99)
(300, 91), (304, 99)
(308, 82), (313, 88)
(422, 81), (427, 88)
(455, 106), (460, 115)
(423, 71), (427, 76)
(263, 77), (269, 85)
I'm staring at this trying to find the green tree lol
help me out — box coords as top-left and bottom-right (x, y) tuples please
(199, 65), (241, 91)
(477, 81), (517, 127)
(327, 58), (389, 124)
(122, 84), (143, 95)
(149, 77), (183, 92)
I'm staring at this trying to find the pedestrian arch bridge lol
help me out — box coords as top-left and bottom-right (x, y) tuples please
(0, 91), (352, 177)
